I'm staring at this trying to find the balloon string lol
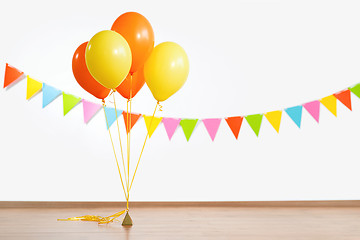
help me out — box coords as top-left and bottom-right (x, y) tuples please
(58, 209), (126, 224)
(102, 100), (128, 201)
(112, 90), (128, 190)
(129, 101), (159, 192)
(126, 99), (130, 210)
(126, 75), (133, 210)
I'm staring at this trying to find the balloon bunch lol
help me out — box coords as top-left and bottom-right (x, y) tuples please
(69, 12), (189, 225)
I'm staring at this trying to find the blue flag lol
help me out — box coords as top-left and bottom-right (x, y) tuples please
(285, 106), (303, 128)
(42, 83), (62, 108)
(104, 107), (123, 129)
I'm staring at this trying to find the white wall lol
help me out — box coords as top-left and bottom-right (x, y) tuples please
(1, 0), (360, 201)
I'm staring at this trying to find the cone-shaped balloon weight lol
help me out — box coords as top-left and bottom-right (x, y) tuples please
(122, 211), (133, 226)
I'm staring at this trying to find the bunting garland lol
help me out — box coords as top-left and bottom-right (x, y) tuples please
(285, 106), (303, 128)
(123, 112), (141, 133)
(180, 119), (198, 141)
(144, 116), (163, 138)
(202, 119), (221, 141)
(334, 89), (352, 111)
(245, 114), (263, 137)
(4, 63), (360, 142)
(303, 101), (320, 123)
(349, 83), (360, 99)
(26, 76), (42, 100)
(162, 118), (181, 140)
(82, 100), (102, 124)
(264, 111), (282, 133)
(104, 107), (123, 129)
(225, 116), (243, 139)
(4, 63), (24, 88)
(320, 95), (337, 117)
(63, 92), (82, 116)
(42, 83), (62, 108)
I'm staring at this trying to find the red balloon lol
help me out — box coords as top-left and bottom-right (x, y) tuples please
(72, 42), (110, 99)
(116, 68), (145, 99)
(111, 12), (154, 74)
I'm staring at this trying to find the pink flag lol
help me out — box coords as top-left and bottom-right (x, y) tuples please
(82, 99), (102, 124)
(202, 118), (222, 141)
(162, 118), (181, 140)
(303, 100), (320, 123)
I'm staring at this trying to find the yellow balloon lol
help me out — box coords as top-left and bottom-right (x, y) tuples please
(144, 42), (189, 102)
(85, 30), (132, 89)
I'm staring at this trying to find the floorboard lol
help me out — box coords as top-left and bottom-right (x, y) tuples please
(1, 205), (360, 239)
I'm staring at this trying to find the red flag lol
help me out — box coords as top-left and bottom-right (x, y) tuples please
(3, 63), (24, 88)
(122, 112), (141, 133)
(225, 116), (243, 140)
(334, 89), (352, 111)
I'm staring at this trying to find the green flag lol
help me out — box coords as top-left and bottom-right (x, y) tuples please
(245, 114), (263, 137)
(349, 84), (360, 99)
(63, 92), (81, 116)
(180, 119), (198, 141)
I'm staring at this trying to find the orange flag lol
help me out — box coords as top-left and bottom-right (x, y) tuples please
(333, 89), (352, 111)
(225, 116), (243, 140)
(122, 112), (141, 133)
(3, 63), (24, 88)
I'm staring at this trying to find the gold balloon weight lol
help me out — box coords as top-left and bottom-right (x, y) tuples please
(122, 211), (133, 226)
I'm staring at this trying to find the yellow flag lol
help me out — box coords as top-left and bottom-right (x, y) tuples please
(143, 115), (163, 138)
(26, 76), (42, 100)
(264, 110), (282, 133)
(320, 95), (337, 117)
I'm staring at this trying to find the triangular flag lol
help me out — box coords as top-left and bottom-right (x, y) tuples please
(42, 83), (62, 108)
(122, 112), (142, 133)
(3, 63), (24, 88)
(143, 115), (163, 138)
(285, 106), (302, 128)
(82, 99), (102, 124)
(26, 76), (42, 100)
(320, 95), (337, 117)
(202, 118), (222, 141)
(303, 100), (320, 123)
(63, 92), (81, 116)
(349, 84), (360, 99)
(180, 119), (198, 141)
(264, 110), (282, 133)
(334, 89), (352, 111)
(225, 116), (243, 139)
(245, 114), (263, 137)
(162, 118), (181, 140)
(104, 107), (123, 129)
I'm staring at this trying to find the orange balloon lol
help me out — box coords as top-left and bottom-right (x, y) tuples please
(116, 67), (145, 99)
(111, 12), (154, 74)
(72, 42), (110, 99)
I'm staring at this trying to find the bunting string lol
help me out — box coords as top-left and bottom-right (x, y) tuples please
(4, 63), (360, 142)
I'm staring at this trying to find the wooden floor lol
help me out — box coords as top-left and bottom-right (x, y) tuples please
(1, 203), (360, 239)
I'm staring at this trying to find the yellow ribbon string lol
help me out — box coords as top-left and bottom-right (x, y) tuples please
(102, 100), (127, 200)
(129, 102), (159, 192)
(125, 75), (133, 210)
(58, 210), (126, 224)
(58, 100), (128, 224)
(125, 100), (130, 210)
(112, 90), (128, 189)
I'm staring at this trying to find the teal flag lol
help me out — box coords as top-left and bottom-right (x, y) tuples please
(285, 106), (303, 128)
(42, 83), (61, 108)
(104, 107), (123, 129)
